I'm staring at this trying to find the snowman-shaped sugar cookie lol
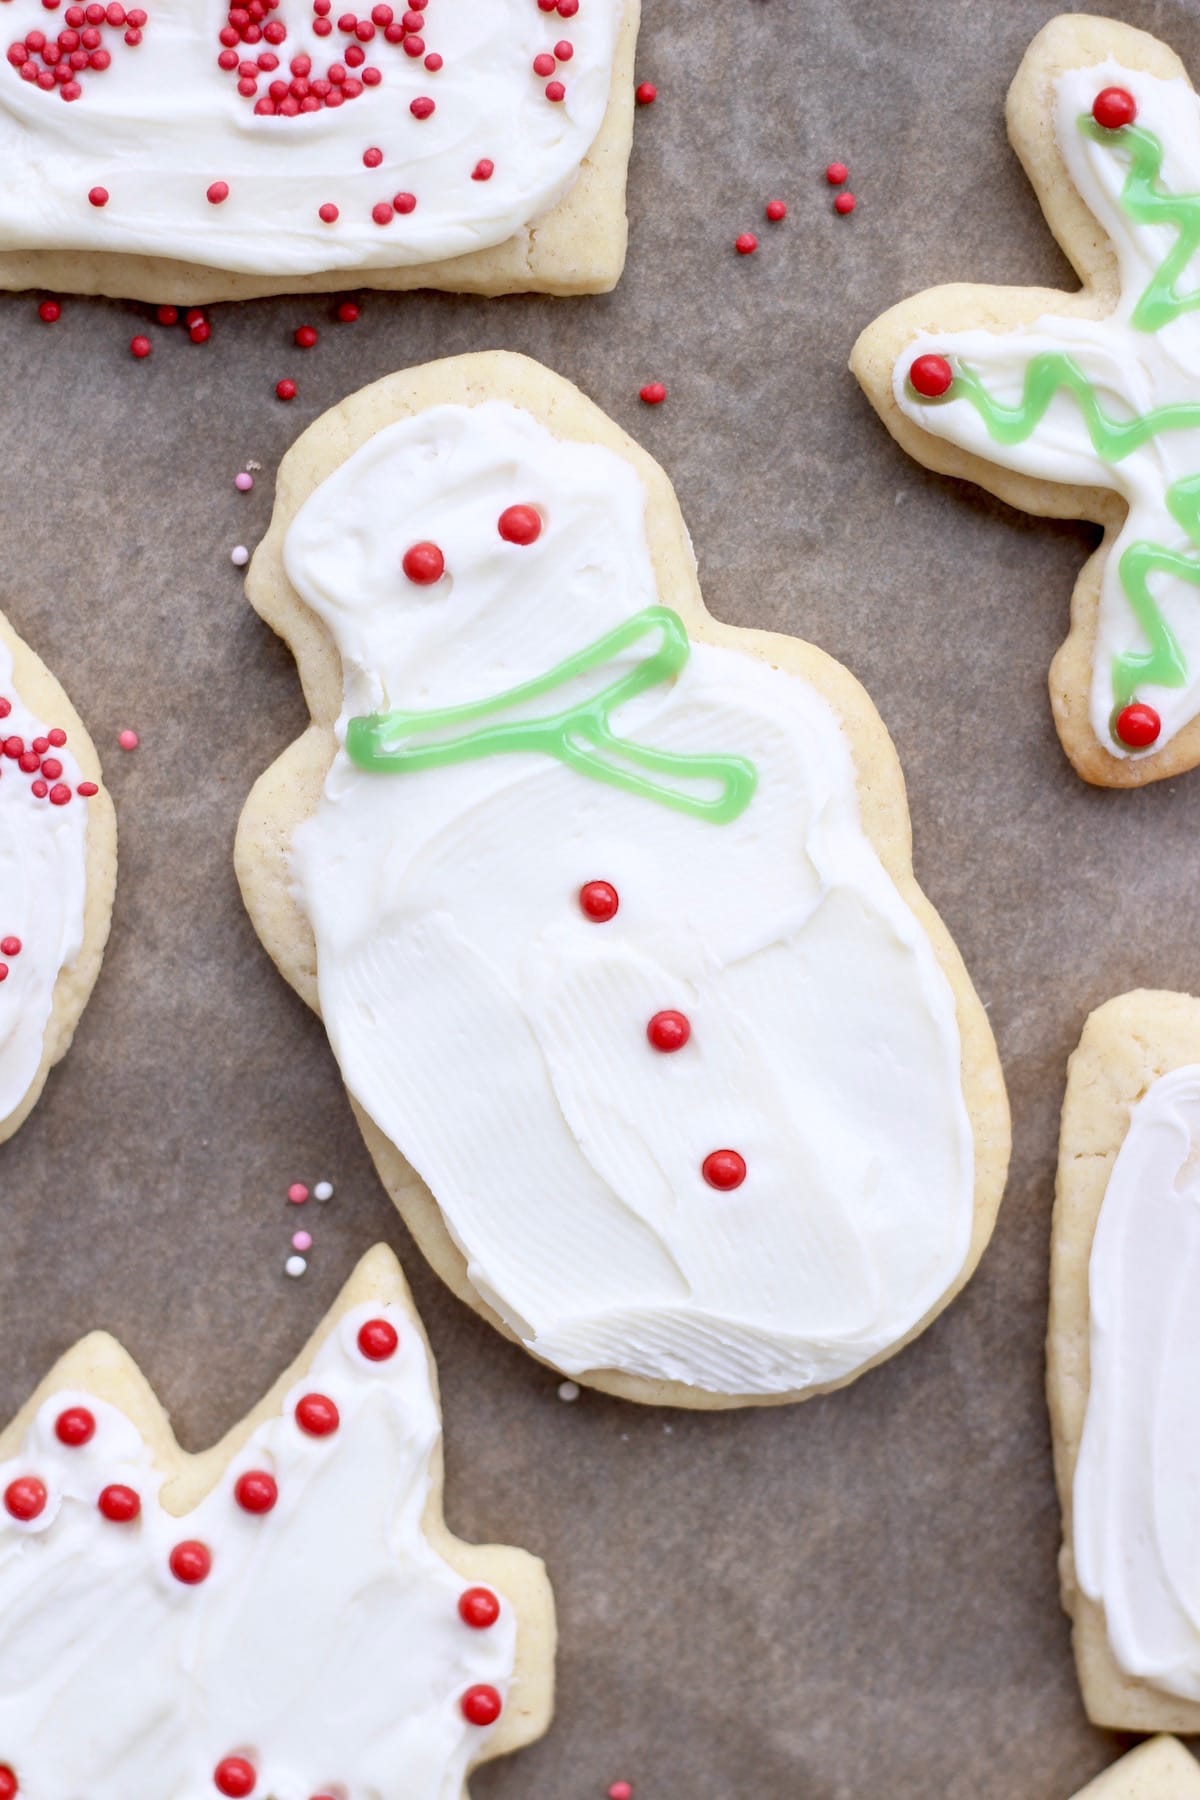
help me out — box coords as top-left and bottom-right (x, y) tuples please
(237, 353), (1009, 1408)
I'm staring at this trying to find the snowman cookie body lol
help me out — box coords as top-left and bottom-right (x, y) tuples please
(238, 354), (1010, 1407)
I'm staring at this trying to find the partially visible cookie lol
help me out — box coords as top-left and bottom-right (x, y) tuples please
(853, 15), (1200, 786)
(0, 609), (115, 1144)
(0, 1243), (555, 1797)
(1071, 1738), (1200, 1798)
(0, 0), (638, 301)
(1051, 989), (1200, 1729)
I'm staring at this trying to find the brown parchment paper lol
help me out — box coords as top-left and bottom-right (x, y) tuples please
(3, 1), (1200, 1794)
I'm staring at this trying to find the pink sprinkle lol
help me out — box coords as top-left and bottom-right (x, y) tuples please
(292, 1229), (312, 1252)
(608, 1785), (633, 1800)
(235, 471), (254, 492)
(117, 728), (138, 751)
(287, 1182), (309, 1204)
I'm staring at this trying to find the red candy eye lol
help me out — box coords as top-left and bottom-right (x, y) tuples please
(497, 504), (542, 546)
(234, 1471), (278, 1514)
(1114, 701), (1161, 749)
(458, 1586), (501, 1629)
(702, 1149), (746, 1191)
(357, 1318), (399, 1360)
(295, 1393), (340, 1436)
(1093, 86), (1137, 130)
(579, 880), (618, 922)
(98, 1483), (140, 1522)
(169, 1539), (212, 1584)
(4, 1477), (46, 1522)
(461, 1684), (503, 1726)
(647, 1010), (690, 1053)
(55, 1405), (95, 1446)
(908, 353), (953, 398)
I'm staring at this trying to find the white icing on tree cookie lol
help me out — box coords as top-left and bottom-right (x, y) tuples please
(282, 398), (978, 1399)
(0, 0), (621, 276)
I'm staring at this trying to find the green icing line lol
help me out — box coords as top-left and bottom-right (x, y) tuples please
(1078, 117), (1200, 334)
(345, 604), (759, 825)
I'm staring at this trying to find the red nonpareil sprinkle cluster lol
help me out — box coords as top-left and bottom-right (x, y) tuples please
(216, 0), (439, 117)
(0, 710), (95, 813)
(825, 159), (856, 215)
(531, 14), (569, 101)
(6, 1), (146, 104)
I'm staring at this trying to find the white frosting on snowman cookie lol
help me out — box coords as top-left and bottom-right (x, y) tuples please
(0, 0), (620, 277)
(0, 1299), (517, 1797)
(892, 60), (1200, 760)
(284, 400), (977, 1397)
(0, 637), (89, 1125)
(1074, 1063), (1200, 1700)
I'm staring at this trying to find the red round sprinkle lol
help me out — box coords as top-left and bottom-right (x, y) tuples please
(47, 728), (66, 746)
(294, 323), (318, 348)
(214, 1758), (256, 1798)
(1093, 86), (1136, 130)
(647, 1010), (690, 1053)
(634, 80), (655, 105)
(190, 321), (210, 344)
(544, 79), (564, 101)
(234, 1470), (278, 1514)
(423, 49), (439, 69)
(38, 299), (60, 323)
(169, 1539), (212, 1584)
(825, 161), (848, 185)
(472, 158), (494, 181)
(29, 784), (46, 801)
(1115, 701), (1161, 749)
(639, 381), (666, 405)
(393, 191), (416, 213)
(98, 1483), (140, 1522)
(318, 202), (339, 222)
(55, 1404), (94, 1446)
(579, 880), (618, 922)
(357, 1317), (399, 1360)
(409, 93), (434, 117)
(497, 503), (541, 545)
(459, 1586), (501, 1629)
(4, 1477), (46, 1522)
(3, 736), (23, 758)
(48, 784), (71, 806)
(207, 181), (230, 205)
(87, 185), (108, 207)
(156, 304), (178, 325)
(363, 144), (383, 166)
(765, 198), (787, 222)
(76, 781), (98, 798)
(554, 37), (572, 59)
(908, 353), (953, 398)
(532, 51), (554, 75)
(336, 300), (359, 321)
(702, 1149), (746, 1191)
(834, 192), (856, 215)
(0, 966), (9, 982)
(0, 1767), (15, 1799)
(40, 758), (62, 780)
(276, 377), (297, 401)
(402, 541), (444, 585)
(461, 1685), (503, 1726)
(734, 232), (757, 255)
(2, 934), (23, 956)
(130, 334), (151, 359)
(295, 1393), (339, 1436)
(372, 200), (393, 224)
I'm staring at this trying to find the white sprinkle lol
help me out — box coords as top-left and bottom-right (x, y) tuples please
(231, 544), (250, 567)
(285, 1254), (307, 1278)
(313, 1180), (334, 1201)
(557, 1380), (580, 1403)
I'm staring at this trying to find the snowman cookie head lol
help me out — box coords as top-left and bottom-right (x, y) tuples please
(240, 354), (1009, 1408)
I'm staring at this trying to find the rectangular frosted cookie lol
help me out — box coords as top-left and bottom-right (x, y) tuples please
(0, 0), (637, 301)
(1050, 989), (1200, 1729)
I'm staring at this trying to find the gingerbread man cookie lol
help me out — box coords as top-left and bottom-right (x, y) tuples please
(0, 609), (114, 1144)
(0, 0), (637, 301)
(1050, 989), (1200, 1730)
(0, 1244), (555, 1798)
(235, 351), (1010, 1409)
(854, 15), (1200, 786)
(1070, 1738), (1200, 1798)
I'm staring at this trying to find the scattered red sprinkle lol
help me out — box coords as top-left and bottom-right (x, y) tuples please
(579, 880), (618, 922)
(834, 192), (856, 215)
(634, 80), (655, 105)
(206, 180), (230, 204)
(458, 1586), (501, 1629)
(48, 728), (67, 746)
(87, 185), (108, 206)
(472, 157), (494, 181)
(98, 1482), (140, 1522)
(1115, 701), (1161, 748)
(544, 78), (565, 101)
(908, 353), (953, 398)
(363, 144), (383, 166)
(318, 201), (339, 222)
(765, 198), (787, 222)
(118, 728), (139, 750)
(461, 1685), (503, 1727)
(0, 1768), (16, 1800)
(497, 503), (542, 545)
(357, 1317), (399, 1360)
(37, 299), (60, 323)
(294, 323), (318, 348)
(336, 300), (359, 322)
(189, 320), (210, 343)
(0, 966), (9, 982)
(703, 1149), (746, 1191)
(213, 1758), (256, 1798)
(156, 304), (178, 325)
(532, 51), (554, 76)
(734, 232), (758, 255)
(608, 1785), (634, 1800)
(4, 1476), (47, 1521)
(371, 200), (393, 224)
(825, 161), (848, 185)
(409, 93), (434, 117)
(130, 333), (151, 358)
(76, 782), (98, 797)
(234, 1470), (278, 1514)
(647, 1009), (690, 1053)
(1093, 86), (1137, 130)
(295, 1392), (340, 1436)
(169, 1539), (212, 1584)
(393, 190), (416, 213)
(402, 541), (445, 585)
(276, 377), (297, 401)
(55, 1408), (95, 1448)
(639, 381), (666, 405)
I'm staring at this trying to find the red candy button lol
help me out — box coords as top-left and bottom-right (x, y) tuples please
(909, 353), (953, 398)
(647, 1010), (690, 1053)
(357, 1318), (399, 1360)
(295, 1393), (340, 1437)
(169, 1539), (212, 1584)
(55, 1405), (96, 1447)
(214, 1757), (256, 1797)
(461, 1684), (503, 1726)
(4, 1477), (46, 1522)
(1093, 86), (1137, 129)
(402, 541), (444, 585)
(497, 504), (542, 546)
(234, 1471), (278, 1514)
(98, 1483), (141, 1522)
(1115, 701), (1161, 749)
(579, 880), (619, 922)
(0, 1766), (17, 1799)
(702, 1149), (746, 1191)
(458, 1586), (501, 1629)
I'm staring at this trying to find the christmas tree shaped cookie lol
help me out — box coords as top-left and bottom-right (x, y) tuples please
(236, 352), (1010, 1409)
(0, 1244), (555, 1798)
(0, 608), (114, 1143)
(0, 0), (638, 302)
(1071, 1739), (1200, 1797)
(1051, 989), (1200, 1730)
(854, 15), (1200, 786)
